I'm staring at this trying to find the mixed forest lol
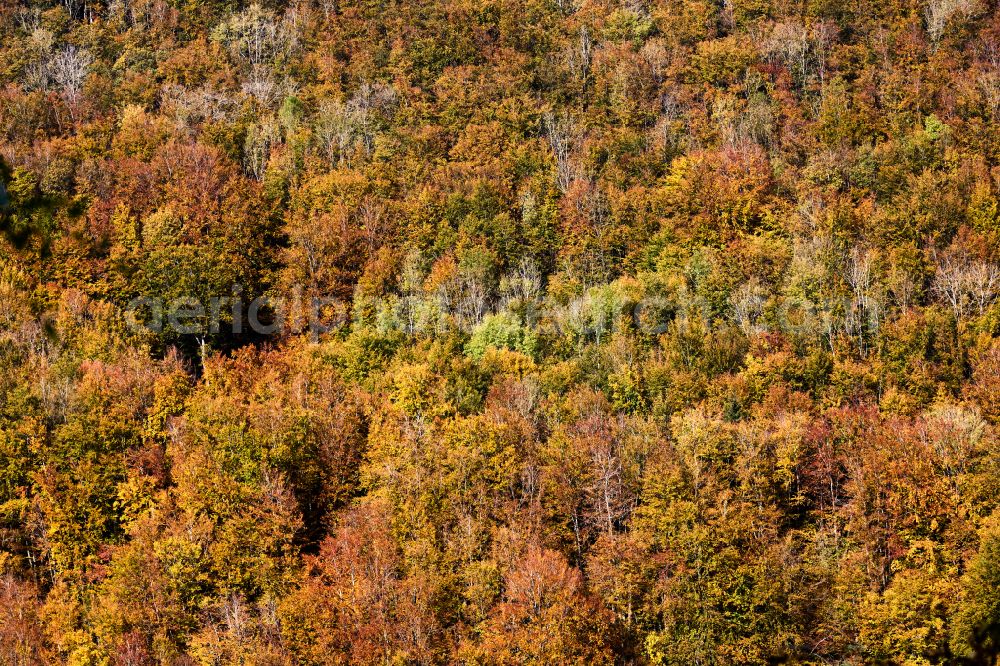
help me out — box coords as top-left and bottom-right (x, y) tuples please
(6, 0), (1000, 662)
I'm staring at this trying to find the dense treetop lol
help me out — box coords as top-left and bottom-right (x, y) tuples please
(4, 0), (1000, 662)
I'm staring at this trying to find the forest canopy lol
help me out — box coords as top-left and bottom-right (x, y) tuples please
(4, 0), (1000, 662)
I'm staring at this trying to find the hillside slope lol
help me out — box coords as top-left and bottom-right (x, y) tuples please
(4, 0), (1000, 662)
